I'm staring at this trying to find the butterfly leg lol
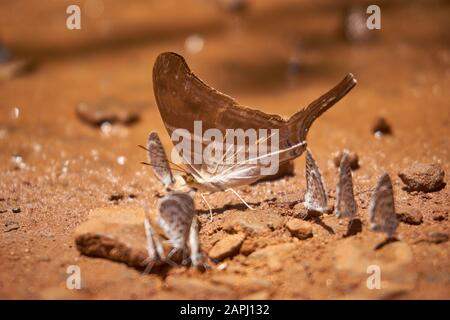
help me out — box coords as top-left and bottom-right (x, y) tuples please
(200, 192), (214, 221)
(188, 216), (208, 268)
(165, 247), (185, 267)
(226, 188), (255, 210)
(142, 218), (164, 274)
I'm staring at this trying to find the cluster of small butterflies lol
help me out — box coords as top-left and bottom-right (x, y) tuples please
(303, 149), (399, 243)
(138, 52), (362, 271)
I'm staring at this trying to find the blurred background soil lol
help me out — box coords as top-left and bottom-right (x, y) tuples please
(0, 0), (449, 299)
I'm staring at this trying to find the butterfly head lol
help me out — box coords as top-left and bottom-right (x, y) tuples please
(182, 173), (202, 190)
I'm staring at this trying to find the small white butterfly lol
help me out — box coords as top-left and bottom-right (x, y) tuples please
(303, 149), (329, 215)
(368, 173), (399, 238)
(141, 132), (206, 269)
(335, 152), (357, 219)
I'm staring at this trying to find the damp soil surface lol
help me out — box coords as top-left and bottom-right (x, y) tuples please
(0, 0), (449, 299)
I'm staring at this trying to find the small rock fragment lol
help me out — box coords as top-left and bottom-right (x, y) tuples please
(12, 207), (21, 213)
(217, 0), (248, 14)
(240, 239), (259, 256)
(285, 219), (313, 240)
(275, 193), (302, 209)
(4, 221), (19, 232)
(432, 211), (447, 221)
(0, 59), (36, 81)
(332, 149), (359, 170)
(74, 207), (165, 269)
(372, 117), (392, 137)
(209, 233), (245, 261)
(397, 209), (423, 225)
(108, 194), (124, 203)
(398, 163), (445, 192)
(427, 232), (448, 244)
(344, 218), (363, 237)
(221, 210), (283, 235)
(76, 98), (144, 126)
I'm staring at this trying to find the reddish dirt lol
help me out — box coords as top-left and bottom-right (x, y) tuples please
(0, 0), (449, 299)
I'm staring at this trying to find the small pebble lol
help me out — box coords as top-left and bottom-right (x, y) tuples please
(344, 218), (363, 237)
(432, 211), (447, 221)
(285, 219), (313, 240)
(217, 0), (248, 14)
(209, 233), (246, 261)
(427, 232), (448, 244)
(0, 59), (35, 81)
(398, 163), (445, 192)
(109, 194), (124, 202)
(76, 99), (143, 126)
(372, 117), (392, 137)
(397, 209), (423, 225)
(332, 149), (359, 170)
(4, 221), (19, 232)
(11, 154), (26, 169)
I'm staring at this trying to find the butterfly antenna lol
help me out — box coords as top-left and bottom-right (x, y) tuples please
(140, 162), (186, 173)
(138, 144), (188, 174)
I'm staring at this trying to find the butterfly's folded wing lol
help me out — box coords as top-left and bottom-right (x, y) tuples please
(304, 150), (328, 212)
(157, 192), (196, 250)
(147, 131), (174, 187)
(153, 52), (356, 181)
(368, 173), (398, 236)
(336, 154), (357, 219)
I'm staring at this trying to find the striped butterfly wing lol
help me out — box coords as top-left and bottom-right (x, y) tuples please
(368, 173), (399, 237)
(336, 153), (357, 219)
(153, 52), (356, 186)
(156, 192), (196, 250)
(146, 131), (174, 188)
(304, 149), (328, 213)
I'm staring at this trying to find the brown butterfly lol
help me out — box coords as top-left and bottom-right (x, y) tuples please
(368, 173), (399, 238)
(152, 52), (357, 212)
